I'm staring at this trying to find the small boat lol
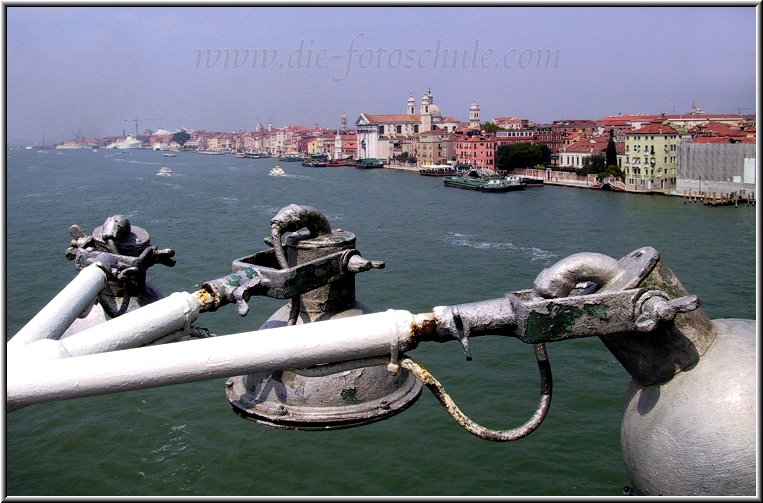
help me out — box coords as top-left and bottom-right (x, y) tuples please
(235, 151), (269, 159)
(162, 152), (177, 158)
(355, 158), (384, 169)
(419, 163), (463, 177)
(480, 176), (527, 192)
(302, 154), (330, 167)
(443, 170), (526, 192)
(327, 159), (355, 167)
(195, 150), (225, 155)
(156, 166), (173, 177)
(269, 165), (286, 177)
(278, 153), (303, 162)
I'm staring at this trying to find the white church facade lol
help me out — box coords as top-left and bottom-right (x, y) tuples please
(355, 90), (478, 160)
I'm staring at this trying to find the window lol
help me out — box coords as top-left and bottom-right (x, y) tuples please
(379, 126), (385, 134)
(414, 125), (419, 134)
(396, 125), (402, 134)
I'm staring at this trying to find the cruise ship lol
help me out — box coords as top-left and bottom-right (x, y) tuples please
(105, 136), (143, 149)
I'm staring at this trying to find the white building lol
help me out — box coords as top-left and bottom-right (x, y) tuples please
(355, 90), (463, 160)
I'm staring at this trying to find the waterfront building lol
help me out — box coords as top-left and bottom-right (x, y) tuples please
(622, 124), (690, 191)
(332, 129), (358, 160)
(494, 124), (566, 158)
(676, 139), (756, 195)
(454, 134), (496, 170)
(306, 133), (335, 156)
(416, 130), (455, 166)
(207, 134), (235, 152)
(557, 136), (606, 169)
(355, 89), (462, 160)
(241, 132), (265, 152)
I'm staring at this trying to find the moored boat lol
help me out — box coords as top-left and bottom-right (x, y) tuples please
(105, 136), (143, 149)
(327, 158), (355, 167)
(443, 171), (526, 192)
(480, 175), (527, 192)
(355, 158), (384, 169)
(156, 166), (173, 177)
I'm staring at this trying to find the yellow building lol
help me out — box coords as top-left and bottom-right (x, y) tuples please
(416, 130), (455, 166)
(623, 124), (688, 192)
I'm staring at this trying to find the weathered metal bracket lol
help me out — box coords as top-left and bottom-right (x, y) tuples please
(431, 287), (699, 349)
(70, 246), (176, 282)
(200, 247), (383, 315)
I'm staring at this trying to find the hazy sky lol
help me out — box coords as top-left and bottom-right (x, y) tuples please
(5, 4), (758, 144)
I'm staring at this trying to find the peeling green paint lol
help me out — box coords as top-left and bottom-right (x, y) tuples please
(525, 302), (610, 343)
(583, 303), (609, 321)
(340, 388), (358, 402)
(525, 303), (582, 343)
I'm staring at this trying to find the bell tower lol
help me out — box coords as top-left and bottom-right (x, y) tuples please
(420, 91), (432, 132)
(469, 103), (481, 130)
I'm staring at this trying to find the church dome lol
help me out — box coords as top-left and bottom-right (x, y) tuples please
(429, 103), (442, 117)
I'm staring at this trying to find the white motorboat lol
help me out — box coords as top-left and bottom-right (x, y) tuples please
(269, 165), (286, 177)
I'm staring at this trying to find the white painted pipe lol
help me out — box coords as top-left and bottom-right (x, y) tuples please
(7, 309), (425, 411)
(9, 292), (203, 360)
(8, 264), (107, 347)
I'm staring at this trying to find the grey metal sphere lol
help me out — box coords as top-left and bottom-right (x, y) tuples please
(621, 318), (756, 496)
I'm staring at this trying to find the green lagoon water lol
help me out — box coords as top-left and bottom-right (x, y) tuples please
(4, 148), (757, 496)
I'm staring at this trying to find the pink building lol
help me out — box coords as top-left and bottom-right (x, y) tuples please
(454, 134), (496, 170)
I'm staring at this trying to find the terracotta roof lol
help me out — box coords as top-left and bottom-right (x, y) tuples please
(562, 138), (605, 154)
(628, 124), (677, 135)
(689, 121), (746, 136)
(363, 114), (421, 123)
(600, 114), (660, 123)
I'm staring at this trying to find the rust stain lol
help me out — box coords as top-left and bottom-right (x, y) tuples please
(409, 313), (437, 341)
(194, 288), (218, 311)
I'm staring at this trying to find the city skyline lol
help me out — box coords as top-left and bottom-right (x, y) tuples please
(5, 4), (758, 145)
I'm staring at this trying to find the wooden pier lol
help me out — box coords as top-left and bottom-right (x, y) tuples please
(683, 189), (756, 207)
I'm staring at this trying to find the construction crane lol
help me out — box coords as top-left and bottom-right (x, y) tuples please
(125, 117), (164, 138)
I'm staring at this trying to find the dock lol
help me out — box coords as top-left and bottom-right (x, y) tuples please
(683, 189), (756, 207)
